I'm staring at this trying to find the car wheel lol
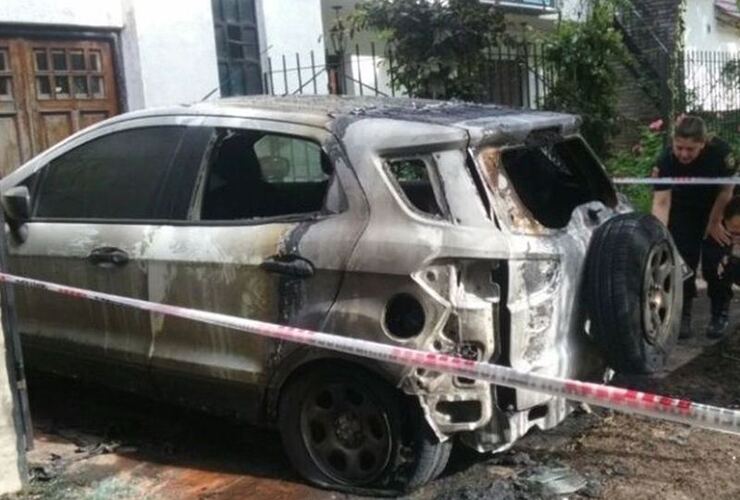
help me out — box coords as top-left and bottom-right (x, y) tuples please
(585, 213), (683, 374)
(278, 363), (452, 495)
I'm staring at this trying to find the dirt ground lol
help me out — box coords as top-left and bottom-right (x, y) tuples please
(2, 292), (739, 500)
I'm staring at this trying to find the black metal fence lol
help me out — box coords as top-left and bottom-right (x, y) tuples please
(262, 42), (556, 108)
(262, 44), (740, 135)
(262, 43), (395, 98)
(683, 50), (740, 138)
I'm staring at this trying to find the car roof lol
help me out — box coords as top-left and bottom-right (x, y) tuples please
(109, 95), (581, 141)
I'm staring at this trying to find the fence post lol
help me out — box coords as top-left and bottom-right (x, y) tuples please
(0, 207), (29, 496)
(371, 42), (379, 96)
(267, 57), (275, 96)
(388, 50), (396, 97)
(282, 55), (289, 96)
(355, 44), (363, 96)
(310, 51), (318, 95)
(295, 53), (303, 94)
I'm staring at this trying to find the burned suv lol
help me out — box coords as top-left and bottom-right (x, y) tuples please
(0, 96), (682, 494)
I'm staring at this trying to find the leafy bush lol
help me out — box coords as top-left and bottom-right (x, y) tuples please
(349, 0), (506, 100)
(540, 0), (629, 157)
(606, 125), (664, 212)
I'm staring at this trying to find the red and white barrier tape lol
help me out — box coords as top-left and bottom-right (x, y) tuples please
(0, 271), (738, 436)
(613, 177), (740, 186)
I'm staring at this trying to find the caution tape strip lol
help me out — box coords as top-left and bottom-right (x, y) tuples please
(613, 177), (740, 186)
(1, 271), (738, 436)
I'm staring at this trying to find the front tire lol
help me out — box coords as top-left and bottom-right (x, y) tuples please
(278, 363), (451, 495)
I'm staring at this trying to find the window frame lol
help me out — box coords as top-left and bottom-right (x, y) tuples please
(10, 116), (351, 227)
(475, 134), (617, 233)
(190, 127), (340, 225)
(211, 0), (263, 96)
(25, 118), (194, 225)
(383, 155), (452, 222)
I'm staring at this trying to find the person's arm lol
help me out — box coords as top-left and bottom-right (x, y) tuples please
(706, 185), (733, 245)
(652, 189), (671, 226)
(651, 148), (673, 226)
(706, 145), (736, 245)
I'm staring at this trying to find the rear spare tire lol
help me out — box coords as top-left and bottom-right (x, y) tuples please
(585, 213), (683, 374)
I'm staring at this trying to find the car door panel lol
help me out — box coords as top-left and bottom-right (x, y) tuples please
(10, 223), (153, 388)
(6, 121), (191, 393)
(146, 121), (367, 418)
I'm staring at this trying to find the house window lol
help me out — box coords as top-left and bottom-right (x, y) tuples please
(212, 0), (263, 96)
(33, 47), (106, 100)
(0, 48), (13, 101)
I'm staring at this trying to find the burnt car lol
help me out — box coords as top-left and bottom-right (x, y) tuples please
(0, 96), (683, 494)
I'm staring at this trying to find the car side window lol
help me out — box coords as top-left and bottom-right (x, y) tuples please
(34, 126), (186, 220)
(200, 129), (331, 221)
(387, 158), (446, 217)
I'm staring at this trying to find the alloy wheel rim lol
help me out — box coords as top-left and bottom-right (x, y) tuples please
(642, 241), (675, 345)
(300, 380), (393, 485)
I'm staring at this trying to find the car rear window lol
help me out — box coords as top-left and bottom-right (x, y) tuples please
(483, 137), (616, 229)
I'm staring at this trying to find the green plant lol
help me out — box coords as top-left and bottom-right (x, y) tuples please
(348, 0), (506, 99)
(541, 0), (629, 157)
(721, 59), (740, 90)
(607, 125), (665, 212)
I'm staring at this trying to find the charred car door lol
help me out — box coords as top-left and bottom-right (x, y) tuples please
(145, 118), (367, 418)
(6, 122), (191, 391)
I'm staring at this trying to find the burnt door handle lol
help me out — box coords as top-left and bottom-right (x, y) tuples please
(260, 255), (314, 278)
(88, 247), (130, 267)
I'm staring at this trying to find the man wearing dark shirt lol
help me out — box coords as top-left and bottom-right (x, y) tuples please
(652, 116), (737, 339)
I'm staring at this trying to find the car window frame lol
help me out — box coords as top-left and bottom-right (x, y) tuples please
(9, 115), (352, 228)
(474, 134), (617, 234)
(383, 154), (452, 223)
(23, 116), (200, 226)
(186, 118), (346, 227)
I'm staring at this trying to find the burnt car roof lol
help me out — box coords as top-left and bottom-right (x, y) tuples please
(112, 95), (582, 144)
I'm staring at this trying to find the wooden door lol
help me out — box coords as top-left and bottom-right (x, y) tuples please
(0, 38), (119, 176)
(0, 43), (31, 176)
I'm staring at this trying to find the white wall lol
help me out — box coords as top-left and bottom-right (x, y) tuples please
(683, 0), (740, 111)
(0, 317), (23, 496)
(259, 0), (328, 95)
(0, 0), (219, 110)
(685, 0), (740, 51)
(0, 0), (123, 28)
(121, 0), (220, 109)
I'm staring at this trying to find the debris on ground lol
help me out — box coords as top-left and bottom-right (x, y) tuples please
(2, 296), (738, 500)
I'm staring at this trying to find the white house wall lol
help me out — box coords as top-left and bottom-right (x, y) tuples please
(0, 0), (123, 29)
(0, 317), (23, 496)
(1, 0), (220, 111)
(260, 0), (328, 95)
(120, 0), (219, 109)
(685, 0), (740, 51)
(683, 0), (740, 111)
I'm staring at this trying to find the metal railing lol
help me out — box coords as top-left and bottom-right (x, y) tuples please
(261, 45), (740, 135)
